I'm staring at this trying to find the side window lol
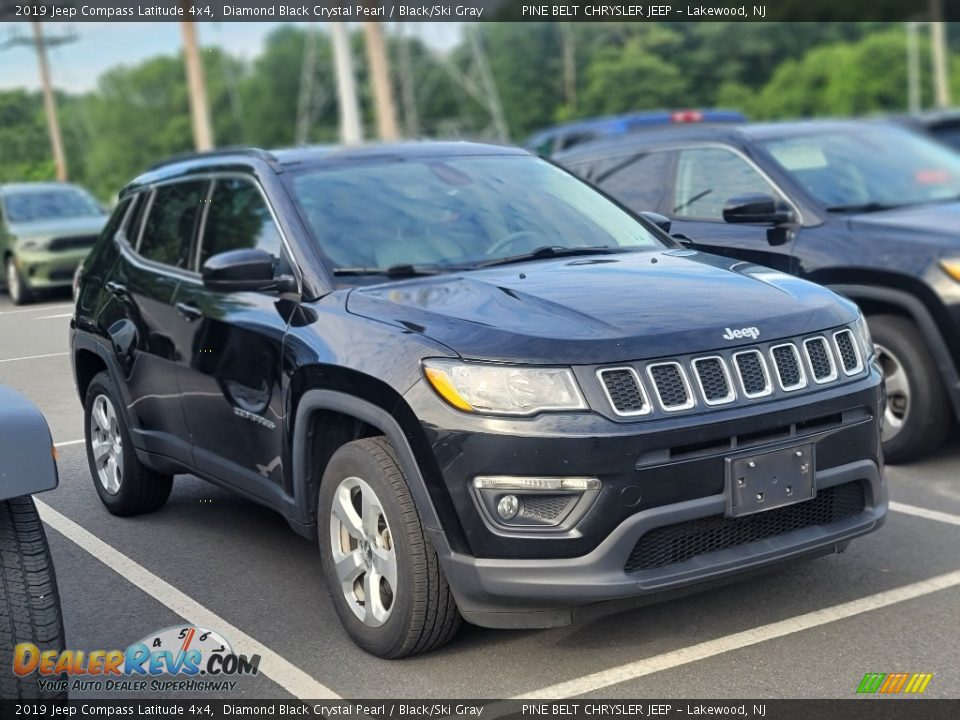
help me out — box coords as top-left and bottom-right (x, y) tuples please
(674, 147), (776, 220)
(99, 198), (130, 243)
(592, 151), (671, 212)
(121, 193), (147, 245)
(197, 177), (283, 269)
(138, 180), (207, 269)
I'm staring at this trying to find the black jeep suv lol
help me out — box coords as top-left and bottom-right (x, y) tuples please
(71, 143), (885, 657)
(557, 120), (960, 463)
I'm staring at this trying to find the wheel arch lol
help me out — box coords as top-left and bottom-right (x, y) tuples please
(826, 279), (960, 420)
(290, 367), (468, 553)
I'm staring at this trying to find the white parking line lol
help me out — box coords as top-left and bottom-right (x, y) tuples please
(54, 439), (85, 448)
(891, 501), (960, 528)
(0, 303), (73, 316)
(0, 351), (69, 364)
(35, 499), (340, 700)
(36, 312), (74, 319)
(515, 568), (960, 699)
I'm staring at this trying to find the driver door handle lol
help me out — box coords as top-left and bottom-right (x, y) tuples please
(105, 281), (127, 297)
(175, 301), (203, 322)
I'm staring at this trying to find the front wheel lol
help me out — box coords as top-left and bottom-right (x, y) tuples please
(318, 437), (461, 658)
(5, 255), (33, 306)
(869, 314), (952, 464)
(0, 496), (67, 699)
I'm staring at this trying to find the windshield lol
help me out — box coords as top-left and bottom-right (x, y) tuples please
(2, 186), (103, 223)
(761, 126), (960, 210)
(287, 154), (665, 271)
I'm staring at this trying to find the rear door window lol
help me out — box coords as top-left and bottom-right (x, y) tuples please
(137, 180), (208, 270)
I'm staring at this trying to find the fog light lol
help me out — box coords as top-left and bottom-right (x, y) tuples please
(497, 495), (519, 520)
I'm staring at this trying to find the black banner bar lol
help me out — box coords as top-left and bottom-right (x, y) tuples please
(0, 0), (957, 23)
(1, 700), (958, 719)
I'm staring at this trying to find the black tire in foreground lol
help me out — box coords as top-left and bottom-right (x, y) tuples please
(869, 314), (952, 464)
(0, 496), (67, 699)
(318, 437), (461, 658)
(84, 371), (173, 516)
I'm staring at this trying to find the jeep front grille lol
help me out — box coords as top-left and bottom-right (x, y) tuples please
(647, 362), (694, 411)
(624, 481), (866, 572)
(834, 330), (863, 375)
(733, 350), (771, 398)
(593, 325), (867, 419)
(771, 343), (806, 391)
(597, 367), (650, 416)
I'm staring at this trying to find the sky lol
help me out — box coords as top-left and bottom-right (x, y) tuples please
(0, 22), (462, 92)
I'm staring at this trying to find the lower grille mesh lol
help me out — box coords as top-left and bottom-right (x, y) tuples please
(624, 481), (866, 573)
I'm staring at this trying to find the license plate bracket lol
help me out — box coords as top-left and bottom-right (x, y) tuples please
(725, 443), (815, 518)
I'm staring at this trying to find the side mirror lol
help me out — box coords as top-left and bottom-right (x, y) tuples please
(201, 248), (294, 293)
(640, 211), (672, 234)
(722, 193), (793, 225)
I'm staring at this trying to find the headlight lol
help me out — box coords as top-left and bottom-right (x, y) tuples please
(941, 259), (960, 282)
(422, 359), (587, 415)
(853, 313), (875, 360)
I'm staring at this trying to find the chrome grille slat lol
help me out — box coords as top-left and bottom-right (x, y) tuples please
(692, 356), (736, 405)
(647, 362), (695, 411)
(733, 350), (773, 398)
(596, 367), (651, 417)
(833, 329), (863, 375)
(803, 336), (838, 383)
(770, 343), (807, 391)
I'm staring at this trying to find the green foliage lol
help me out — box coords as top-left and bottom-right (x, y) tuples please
(0, 22), (957, 201)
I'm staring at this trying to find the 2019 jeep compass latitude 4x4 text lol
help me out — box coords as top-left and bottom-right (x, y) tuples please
(71, 143), (886, 657)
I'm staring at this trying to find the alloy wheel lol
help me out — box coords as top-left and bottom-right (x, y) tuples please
(875, 342), (909, 443)
(90, 394), (124, 495)
(6, 257), (20, 304)
(328, 476), (397, 627)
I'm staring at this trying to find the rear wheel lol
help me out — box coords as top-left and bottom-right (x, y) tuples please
(868, 314), (951, 464)
(84, 372), (173, 515)
(0, 496), (67, 699)
(318, 437), (461, 658)
(5, 255), (32, 306)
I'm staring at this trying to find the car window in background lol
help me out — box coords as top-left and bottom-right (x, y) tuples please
(588, 151), (672, 213)
(762, 126), (960, 210)
(137, 180), (207, 269)
(198, 178), (283, 269)
(928, 123), (960, 151)
(674, 147), (776, 220)
(2, 186), (103, 223)
(287, 154), (665, 270)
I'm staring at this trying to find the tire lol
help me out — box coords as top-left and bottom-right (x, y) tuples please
(869, 314), (952, 464)
(5, 255), (33, 306)
(84, 371), (173, 515)
(0, 496), (67, 699)
(318, 437), (461, 658)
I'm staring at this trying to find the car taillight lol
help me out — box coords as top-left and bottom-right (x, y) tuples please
(671, 110), (704, 123)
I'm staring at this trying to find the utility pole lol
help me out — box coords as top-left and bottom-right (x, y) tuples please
(180, 21), (214, 151)
(930, 0), (951, 108)
(907, 21), (921, 113)
(561, 23), (577, 113)
(1, 23), (75, 181)
(363, 21), (399, 141)
(330, 22), (363, 144)
(296, 24), (320, 145)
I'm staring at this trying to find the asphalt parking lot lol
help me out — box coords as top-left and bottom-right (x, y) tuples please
(2, 292), (959, 700)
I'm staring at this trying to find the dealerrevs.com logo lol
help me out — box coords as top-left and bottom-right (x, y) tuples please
(13, 625), (260, 694)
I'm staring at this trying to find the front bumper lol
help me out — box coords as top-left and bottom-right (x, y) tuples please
(14, 247), (89, 289)
(405, 366), (886, 628)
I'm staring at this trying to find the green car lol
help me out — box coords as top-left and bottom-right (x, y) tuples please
(0, 182), (107, 305)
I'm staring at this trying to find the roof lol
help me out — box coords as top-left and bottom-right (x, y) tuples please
(126, 141), (529, 193)
(554, 118), (890, 161)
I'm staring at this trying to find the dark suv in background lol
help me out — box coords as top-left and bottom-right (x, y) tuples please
(72, 143), (885, 658)
(558, 121), (960, 463)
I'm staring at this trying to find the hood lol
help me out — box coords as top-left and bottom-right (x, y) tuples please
(345, 250), (858, 364)
(847, 201), (960, 246)
(8, 215), (107, 242)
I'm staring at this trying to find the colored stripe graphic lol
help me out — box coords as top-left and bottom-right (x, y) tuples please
(857, 672), (933, 694)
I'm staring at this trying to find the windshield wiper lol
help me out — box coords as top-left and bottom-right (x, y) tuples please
(826, 201), (904, 214)
(333, 264), (442, 278)
(471, 245), (627, 269)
